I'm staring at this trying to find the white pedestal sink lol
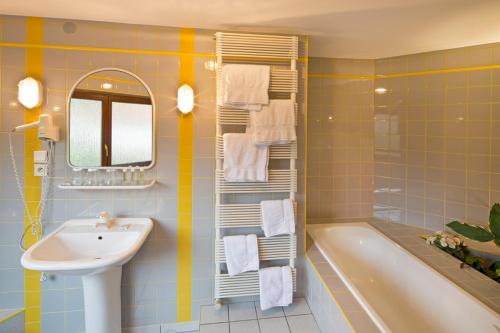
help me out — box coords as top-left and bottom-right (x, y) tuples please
(21, 218), (153, 333)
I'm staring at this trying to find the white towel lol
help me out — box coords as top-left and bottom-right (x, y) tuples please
(261, 199), (295, 237)
(223, 133), (269, 182)
(219, 64), (270, 111)
(259, 266), (293, 311)
(247, 100), (296, 145)
(223, 234), (259, 276)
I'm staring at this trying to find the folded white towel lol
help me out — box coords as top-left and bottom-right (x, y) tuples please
(223, 133), (269, 182)
(223, 234), (259, 276)
(247, 99), (296, 145)
(219, 64), (270, 111)
(261, 199), (295, 237)
(259, 266), (293, 311)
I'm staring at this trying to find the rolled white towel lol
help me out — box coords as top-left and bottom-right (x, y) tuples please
(260, 199), (295, 237)
(219, 64), (270, 111)
(223, 234), (259, 276)
(259, 266), (293, 311)
(247, 99), (296, 145)
(223, 133), (269, 182)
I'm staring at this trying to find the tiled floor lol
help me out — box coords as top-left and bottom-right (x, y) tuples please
(199, 298), (320, 333)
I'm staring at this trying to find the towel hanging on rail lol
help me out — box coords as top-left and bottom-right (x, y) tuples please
(219, 64), (270, 111)
(223, 133), (269, 182)
(223, 234), (259, 276)
(260, 199), (295, 237)
(259, 266), (293, 310)
(247, 99), (296, 145)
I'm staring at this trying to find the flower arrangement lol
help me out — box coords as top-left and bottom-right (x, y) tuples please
(425, 230), (499, 282)
(426, 231), (465, 250)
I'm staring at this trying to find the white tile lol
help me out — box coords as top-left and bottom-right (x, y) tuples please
(259, 317), (291, 333)
(255, 302), (285, 319)
(286, 314), (320, 333)
(199, 323), (229, 333)
(283, 298), (311, 316)
(229, 320), (260, 333)
(229, 302), (257, 321)
(200, 304), (228, 324)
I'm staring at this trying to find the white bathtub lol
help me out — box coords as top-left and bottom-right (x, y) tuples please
(307, 222), (500, 333)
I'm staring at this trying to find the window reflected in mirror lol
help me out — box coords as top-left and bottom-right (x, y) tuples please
(68, 70), (154, 168)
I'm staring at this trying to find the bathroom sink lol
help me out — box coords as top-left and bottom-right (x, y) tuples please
(21, 217), (153, 333)
(21, 217), (153, 275)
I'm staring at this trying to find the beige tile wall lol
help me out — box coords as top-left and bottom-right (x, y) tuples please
(373, 43), (500, 230)
(307, 58), (374, 221)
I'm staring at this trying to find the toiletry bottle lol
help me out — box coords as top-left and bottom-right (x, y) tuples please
(139, 167), (145, 185)
(105, 169), (114, 186)
(72, 168), (83, 186)
(122, 168), (128, 185)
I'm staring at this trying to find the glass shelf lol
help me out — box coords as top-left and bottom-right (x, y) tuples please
(58, 179), (156, 190)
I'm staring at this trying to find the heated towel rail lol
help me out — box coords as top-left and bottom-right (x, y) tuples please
(214, 32), (299, 307)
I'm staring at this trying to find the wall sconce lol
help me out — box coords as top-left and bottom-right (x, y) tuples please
(177, 84), (194, 114)
(18, 77), (43, 109)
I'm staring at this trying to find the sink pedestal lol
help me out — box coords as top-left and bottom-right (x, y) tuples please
(82, 266), (122, 333)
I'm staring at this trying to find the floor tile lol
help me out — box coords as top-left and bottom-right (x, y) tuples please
(229, 301), (257, 321)
(199, 322), (229, 333)
(200, 304), (228, 324)
(259, 317), (290, 333)
(283, 298), (311, 316)
(229, 320), (260, 333)
(255, 302), (285, 319)
(286, 314), (320, 333)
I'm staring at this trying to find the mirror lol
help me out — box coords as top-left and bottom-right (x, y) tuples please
(67, 68), (155, 169)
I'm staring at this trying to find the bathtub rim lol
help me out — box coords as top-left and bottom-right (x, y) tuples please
(306, 222), (500, 333)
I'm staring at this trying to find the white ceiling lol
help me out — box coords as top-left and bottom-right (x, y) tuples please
(1, 0), (500, 58)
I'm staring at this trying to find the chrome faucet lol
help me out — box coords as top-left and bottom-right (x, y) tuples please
(96, 211), (113, 229)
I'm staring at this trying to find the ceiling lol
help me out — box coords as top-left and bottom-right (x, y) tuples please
(1, 0), (500, 58)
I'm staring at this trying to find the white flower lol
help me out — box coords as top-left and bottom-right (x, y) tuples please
(440, 238), (448, 247)
(446, 238), (456, 249)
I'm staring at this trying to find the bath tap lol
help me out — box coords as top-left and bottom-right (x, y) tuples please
(96, 211), (114, 229)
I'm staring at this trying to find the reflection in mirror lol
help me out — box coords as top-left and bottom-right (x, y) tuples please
(68, 69), (154, 168)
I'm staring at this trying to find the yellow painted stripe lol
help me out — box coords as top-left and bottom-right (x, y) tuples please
(0, 41), (214, 58)
(376, 63), (500, 78)
(0, 42), (307, 62)
(177, 27), (194, 322)
(0, 309), (25, 324)
(309, 63), (500, 80)
(303, 36), (309, 255)
(309, 73), (374, 79)
(24, 17), (43, 333)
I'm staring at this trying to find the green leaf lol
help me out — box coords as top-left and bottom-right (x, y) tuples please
(495, 238), (500, 247)
(489, 203), (500, 238)
(446, 221), (495, 242)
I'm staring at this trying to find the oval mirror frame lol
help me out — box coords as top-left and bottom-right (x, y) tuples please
(66, 68), (156, 170)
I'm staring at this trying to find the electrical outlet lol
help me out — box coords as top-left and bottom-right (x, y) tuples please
(34, 163), (48, 176)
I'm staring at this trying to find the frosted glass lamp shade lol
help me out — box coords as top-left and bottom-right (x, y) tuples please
(177, 84), (194, 114)
(18, 77), (43, 109)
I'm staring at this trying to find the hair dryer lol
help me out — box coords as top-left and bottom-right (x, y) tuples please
(13, 113), (59, 142)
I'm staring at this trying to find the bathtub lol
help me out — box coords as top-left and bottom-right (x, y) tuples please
(307, 222), (500, 333)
